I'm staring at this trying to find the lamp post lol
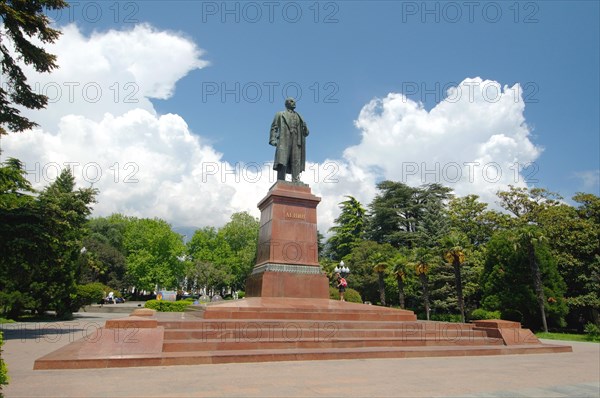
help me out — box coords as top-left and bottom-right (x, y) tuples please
(333, 260), (350, 278)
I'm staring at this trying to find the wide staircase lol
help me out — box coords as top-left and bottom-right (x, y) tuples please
(33, 298), (572, 369)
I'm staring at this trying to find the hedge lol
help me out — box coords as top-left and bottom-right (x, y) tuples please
(144, 300), (193, 312)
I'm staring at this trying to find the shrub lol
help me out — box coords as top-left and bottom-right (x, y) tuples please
(70, 282), (106, 312)
(470, 308), (502, 321)
(0, 331), (8, 389)
(430, 314), (462, 323)
(237, 291), (245, 299)
(144, 299), (192, 312)
(501, 309), (524, 323)
(584, 323), (600, 342)
(329, 287), (362, 303)
(181, 297), (196, 303)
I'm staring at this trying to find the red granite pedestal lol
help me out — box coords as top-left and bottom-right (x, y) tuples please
(245, 181), (329, 299)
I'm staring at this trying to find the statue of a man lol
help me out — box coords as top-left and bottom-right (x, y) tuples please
(269, 97), (309, 183)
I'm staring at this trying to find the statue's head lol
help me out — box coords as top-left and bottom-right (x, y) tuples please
(285, 97), (296, 110)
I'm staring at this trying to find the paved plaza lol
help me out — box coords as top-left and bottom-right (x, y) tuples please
(1, 311), (598, 397)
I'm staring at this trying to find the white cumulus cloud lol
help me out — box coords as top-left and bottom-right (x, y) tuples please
(2, 22), (542, 234)
(343, 78), (542, 205)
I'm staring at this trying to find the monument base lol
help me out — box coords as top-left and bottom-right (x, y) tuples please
(247, 181), (328, 299)
(246, 269), (329, 299)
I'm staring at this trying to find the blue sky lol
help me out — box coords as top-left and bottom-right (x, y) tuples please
(3, 1), (599, 231)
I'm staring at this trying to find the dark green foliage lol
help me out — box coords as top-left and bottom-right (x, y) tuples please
(219, 212), (260, 288)
(482, 230), (568, 330)
(343, 240), (397, 304)
(327, 196), (367, 260)
(0, 164), (96, 319)
(0, 330), (8, 389)
(328, 287), (362, 303)
(79, 216), (128, 289)
(144, 299), (192, 312)
(538, 195), (600, 327)
(185, 212), (259, 293)
(0, 0), (68, 134)
(469, 308), (502, 320)
(584, 323), (600, 342)
(429, 313), (462, 323)
(367, 181), (452, 250)
(368, 181), (420, 248)
(124, 218), (186, 292)
(70, 283), (106, 312)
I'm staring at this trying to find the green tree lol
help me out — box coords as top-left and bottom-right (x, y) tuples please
(373, 261), (388, 306)
(447, 194), (510, 246)
(35, 169), (97, 318)
(513, 226), (551, 332)
(496, 185), (562, 224)
(368, 181), (420, 248)
(368, 182), (452, 249)
(186, 226), (235, 293)
(0, 159), (39, 317)
(0, 167), (96, 318)
(537, 194), (600, 327)
(79, 215), (129, 289)
(441, 230), (470, 322)
(343, 240), (396, 304)
(0, 0), (68, 134)
(124, 218), (186, 292)
(392, 252), (410, 309)
(327, 196), (367, 260)
(219, 212), (259, 289)
(482, 230), (568, 330)
(411, 247), (434, 320)
(415, 183), (453, 248)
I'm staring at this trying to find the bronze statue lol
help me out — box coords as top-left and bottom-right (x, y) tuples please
(269, 98), (309, 183)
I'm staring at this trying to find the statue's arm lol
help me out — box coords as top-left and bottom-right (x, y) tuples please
(300, 115), (309, 137)
(269, 113), (280, 146)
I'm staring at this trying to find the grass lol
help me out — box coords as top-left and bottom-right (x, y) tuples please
(0, 318), (16, 324)
(536, 331), (599, 343)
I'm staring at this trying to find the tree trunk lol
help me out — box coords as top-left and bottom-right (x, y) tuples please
(420, 273), (430, 320)
(453, 260), (465, 323)
(378, 272), (386, 306)
(528, 244), (548, 333)
(397, 276), (405, 309)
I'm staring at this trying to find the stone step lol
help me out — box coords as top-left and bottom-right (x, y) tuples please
(163, 326), (489, 341)
(158, 319), (474, 332)
(162, 336), (504, 352)
(201, 310), (417, 322)
(33, 343), (573, 369)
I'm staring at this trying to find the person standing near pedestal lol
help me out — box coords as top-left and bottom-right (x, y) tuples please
(269, 97), (309, 183)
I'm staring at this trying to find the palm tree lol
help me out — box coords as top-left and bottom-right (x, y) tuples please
(513, 226), (549, 332)
(392, 253), (409, 309)
(373, 262), (388, 306)
(441, 231), (469, 323)
(412, 248), (432, 320)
